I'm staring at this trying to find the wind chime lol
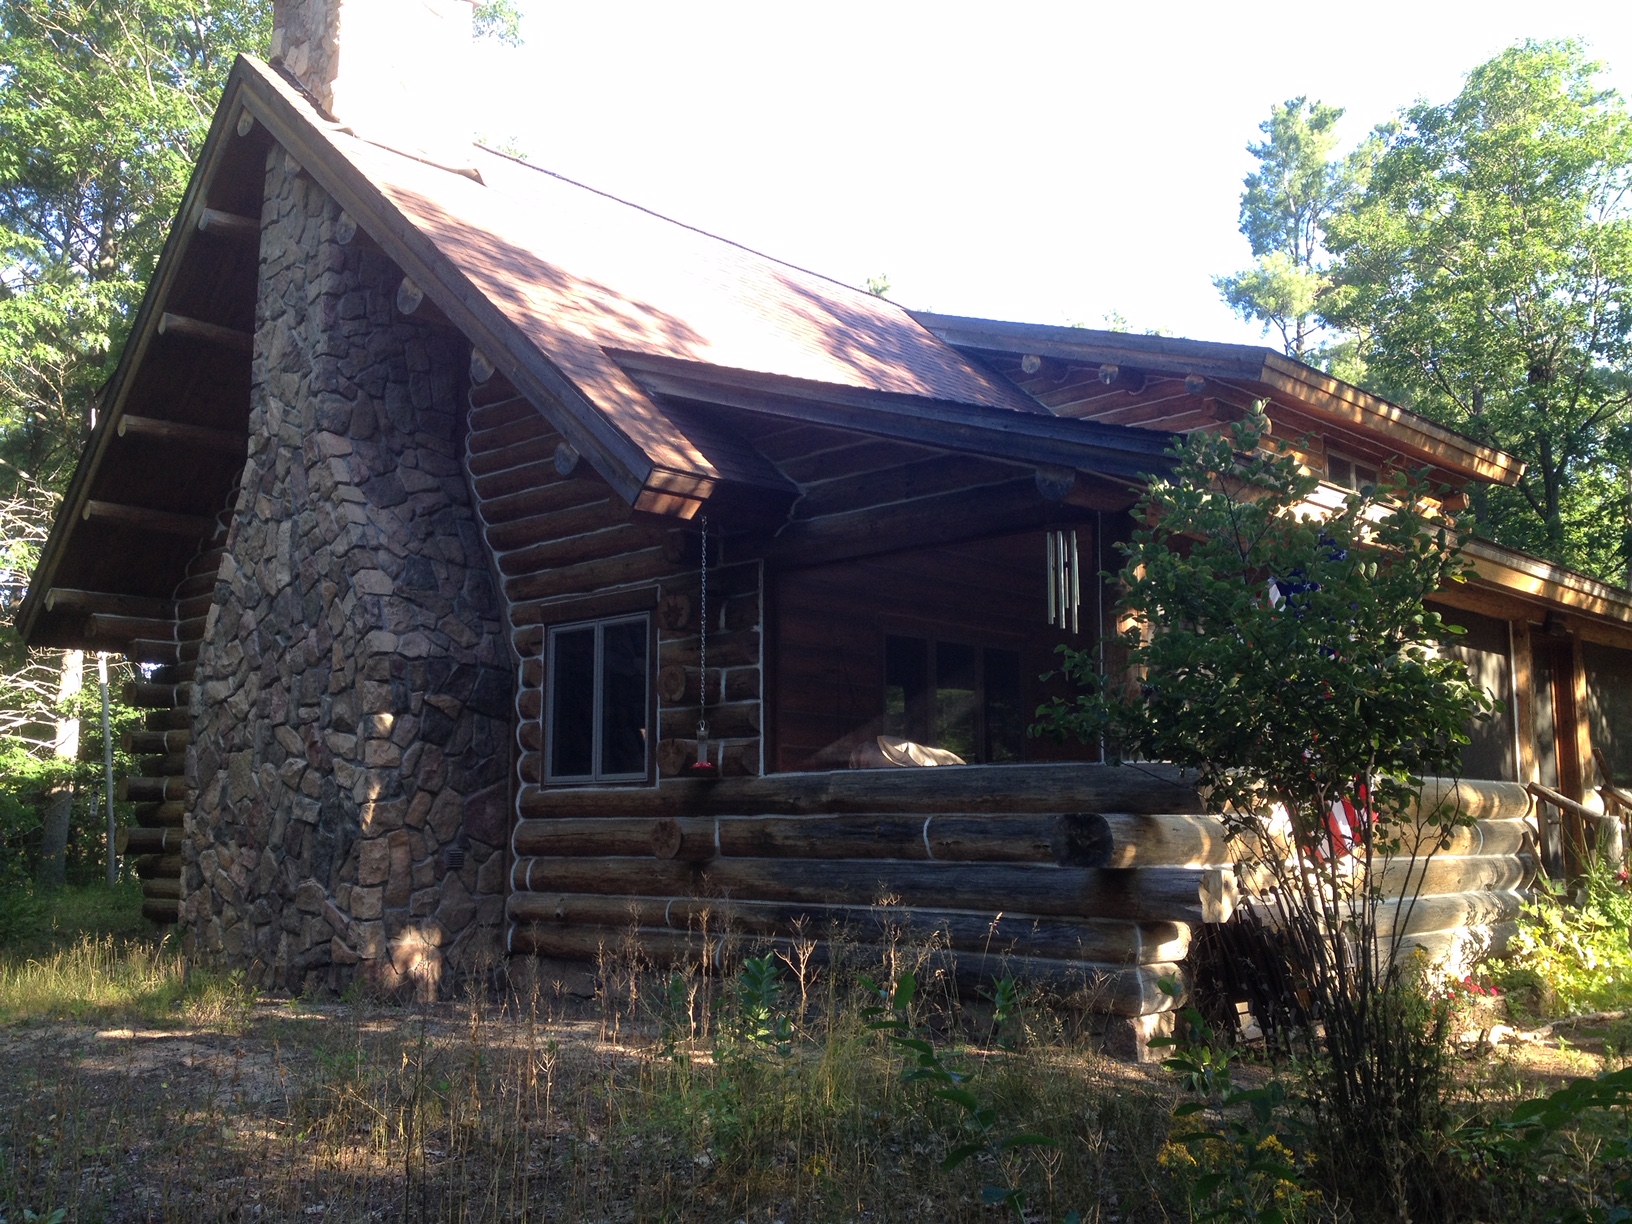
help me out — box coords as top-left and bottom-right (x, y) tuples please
(1046, 527), (1082, 633)
(684, 515), (720, 777)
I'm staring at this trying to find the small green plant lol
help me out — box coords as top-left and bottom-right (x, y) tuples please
(1153, 980), (1316, 1223)
(731, 953), (793, 1054)
(861, 971), (1068, 1220)
(1462, 1064), (1632, 1221)
(1494, 857), (1632, 1018)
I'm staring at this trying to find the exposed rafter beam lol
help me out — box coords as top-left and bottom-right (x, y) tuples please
(196, 207), (260, 242)
(87, 612), (178, 641)
(116, 414), (248, 453)
(157, 312), (253, 353)
(44, 588), (174, 618)
(80, 500), (216, 537)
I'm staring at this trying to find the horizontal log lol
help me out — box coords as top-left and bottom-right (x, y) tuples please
(157, 311), (253, 353)
(44, 588), (173, 618)
(117, 776), (188, 803)
(521, 811), (1210, 868)
(139, 751), (188, 778)
(469, 394), (531, 432)
(504, 545), (673, 604)
(83, 500), (216, 538)
(1404, 818), (1532, 860)
(1240, 852), (1533, 900)
(507, 891), (1192, 964)
(1087, 812), (1231, 868)
(126, 638), (180, 665)
(511, 855), (1211, 923)
(135, 854), (182, 881)
(122, 827), (182, 856)
(87, 613), (176, 642)
(497, 521), (646, 578)
(141, 876), (183, 899)
(141, 899), (180, 924)
(144, 708), (191, 732)
(196, 207), (260, 242)
(1391, 921), (1519, 968)
(1416, 777), (1532, 823)
(485, 498), (620, 553)
(520, 762), (1205, 820)
(116, 414), (248, 453)
(1248, 890), (1527, 941)
(478, 478), (604, 527)
(469, 436), (558, 480)
(506, 923), (1182, 1017)
(124, 679), (192, 709)
(134, 801), (188, 828)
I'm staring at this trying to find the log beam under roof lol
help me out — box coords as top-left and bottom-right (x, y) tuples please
(80, 500), (217, 537)
(45, 588), (174, 618)
(116, 414), (248, 453)
(195, 207), (260, 242)
(156, 311), (254, 353)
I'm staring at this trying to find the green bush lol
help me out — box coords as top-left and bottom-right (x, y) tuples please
(1494, 857), (1632, 1018)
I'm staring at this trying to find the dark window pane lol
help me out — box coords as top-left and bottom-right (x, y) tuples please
(1533, 644), (1559, 790)
(600, 618), (649, 777)
(550, 627), (596, 778)
(935, 641), (979, 760)
(984, 648), (1023, 763)
(884, 635), (929, 742)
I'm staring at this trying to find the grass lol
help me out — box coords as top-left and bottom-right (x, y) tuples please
(3, 886), (1632, 1222)
(0, 905), (1186, 1223)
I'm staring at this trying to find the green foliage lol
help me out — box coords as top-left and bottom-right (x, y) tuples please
(861, 971), (1067, 1220)
(1154, 981), (1316, 1223)
(0, 0), (271, 490)
(472, 0), (523, 47)
(1327, 40), (1632, 579)
(1035, 414), (1487, 836)
(1034, 416), (1486, 1218)
(1494, 857), (1632, 1018)
(1216, 97), (1365, 364)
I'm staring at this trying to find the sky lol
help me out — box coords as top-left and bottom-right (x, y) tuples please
(468, 1), (1632, 349)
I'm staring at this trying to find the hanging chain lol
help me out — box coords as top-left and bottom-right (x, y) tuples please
(696, 516), (709, 746)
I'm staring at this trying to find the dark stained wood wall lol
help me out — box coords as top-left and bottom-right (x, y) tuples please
(772, 533), (1097, 772)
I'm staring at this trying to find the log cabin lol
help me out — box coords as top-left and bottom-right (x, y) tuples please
(15, 0), (1632, 1052)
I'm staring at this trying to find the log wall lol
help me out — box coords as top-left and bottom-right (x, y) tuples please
(463, 381), (764, 783)
(505, 766), (1535, 1031)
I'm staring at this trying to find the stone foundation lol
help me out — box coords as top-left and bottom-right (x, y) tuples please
(182, 147), (511, 997)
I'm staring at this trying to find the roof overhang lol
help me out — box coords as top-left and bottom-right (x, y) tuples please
(911, 313), (1525, 489)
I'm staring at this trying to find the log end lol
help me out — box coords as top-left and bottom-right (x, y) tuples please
(652, 817), (684, 860)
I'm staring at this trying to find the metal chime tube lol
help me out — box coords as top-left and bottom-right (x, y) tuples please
(1069, 529), (1081, 634)
(1046, 532), (1058, 626)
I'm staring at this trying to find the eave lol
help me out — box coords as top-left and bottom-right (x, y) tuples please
(911, 313), (1525, 490)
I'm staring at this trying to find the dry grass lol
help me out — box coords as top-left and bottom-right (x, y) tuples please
(0, 925), (1188, 1223)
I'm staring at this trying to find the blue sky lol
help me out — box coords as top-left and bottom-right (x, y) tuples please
(469, 1), (1632, 349)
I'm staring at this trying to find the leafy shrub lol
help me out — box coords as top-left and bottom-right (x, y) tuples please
(1494, 857), (1632, 1018)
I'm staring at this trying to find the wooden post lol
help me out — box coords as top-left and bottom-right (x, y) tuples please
(1510, 618), (1536, 784)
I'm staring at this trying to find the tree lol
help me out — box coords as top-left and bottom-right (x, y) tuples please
(0, 0), (274, 494)
(1326, 41), (1632, 580)
(1215, 97), (1363, 367)
(1036, 417), (1491, 1217)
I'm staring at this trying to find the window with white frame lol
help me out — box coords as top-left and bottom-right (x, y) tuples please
(1326, 451), (1379, 492)
(547, 614), (650, 782)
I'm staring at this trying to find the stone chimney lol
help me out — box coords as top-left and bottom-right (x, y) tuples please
(270, 0), (476, 170)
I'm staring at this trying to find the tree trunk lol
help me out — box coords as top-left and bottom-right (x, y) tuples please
(38, 649), (84, 890)
(36, 787), (72, 889)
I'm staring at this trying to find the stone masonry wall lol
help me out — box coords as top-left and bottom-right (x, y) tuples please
(181, 147), (512, 997)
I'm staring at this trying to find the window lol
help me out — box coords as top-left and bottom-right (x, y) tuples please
(547, 614), (650, 782)
(883, 635), (1024, 763)
(1326, 452), (1379, 492)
